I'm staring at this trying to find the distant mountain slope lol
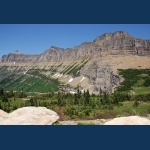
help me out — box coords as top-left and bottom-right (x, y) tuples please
(0, 50), (39, 63)
(38, 31), (150, 62)
(1, 31), (150, 63)
(0, 31), (150, 94)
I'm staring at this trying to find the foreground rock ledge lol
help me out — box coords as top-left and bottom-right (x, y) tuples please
(104, 116), (150, 125)
(0, 110), (8, 117)
(0, 107), (59, 125)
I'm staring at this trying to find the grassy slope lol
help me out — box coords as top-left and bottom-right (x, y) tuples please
(0, 66), (60, 93)
(133, 87), (150, 94)
(117, 69), (150, 94)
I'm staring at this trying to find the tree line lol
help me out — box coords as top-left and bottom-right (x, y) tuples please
(0, 86), (150, 118)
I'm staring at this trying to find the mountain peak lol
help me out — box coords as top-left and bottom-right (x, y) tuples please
(113, 30), (129, 35)
(112, 30), (130, 37)
(94, 31), (132, 42)
(11, 50), (22, 55)
(49, 46), (64, 51)
(1, 31), (150, 63)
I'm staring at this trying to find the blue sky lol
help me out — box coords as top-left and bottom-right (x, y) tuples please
(0, 24), (150, 57)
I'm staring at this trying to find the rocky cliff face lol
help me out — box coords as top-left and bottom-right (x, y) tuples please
(80, 62), (120, 94)
(94, 31), (150, 55)
(1, 31), (150, 94)
(37, 31), (150, 62)
(38, 43), (100, 61)
(1, 50), (39, 63)
(1, 31), (150, 63)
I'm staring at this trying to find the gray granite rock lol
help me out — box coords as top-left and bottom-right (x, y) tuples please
(104, 116), (150, 125)
(0, 107), (59, 125)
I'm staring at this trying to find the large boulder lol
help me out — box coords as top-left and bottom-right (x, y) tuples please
(104, 116), (150, 125)
(0, 110), (8, 117)
(0, 107), (59, 125)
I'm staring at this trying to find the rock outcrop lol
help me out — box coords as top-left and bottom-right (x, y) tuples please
(104, 116), (150, 125)
(0, 110), (8, 117)
(0, 31), (150, 94)
(1, 31), (150, 63)
(94, 31), (150, 55)
(37, 31), (150, 62)
(0, 107), (59, 125)
(1, 50), (39, 63)
(80, 62), (120, 93)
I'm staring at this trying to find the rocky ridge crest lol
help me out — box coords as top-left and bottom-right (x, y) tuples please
(1, 31), (150, 63)
(38, 31), (150, 62)
(0, 31), (150, 94)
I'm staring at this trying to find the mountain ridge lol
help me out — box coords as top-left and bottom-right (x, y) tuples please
(0, 31), (150, 94)
(1, 31), (150, 63)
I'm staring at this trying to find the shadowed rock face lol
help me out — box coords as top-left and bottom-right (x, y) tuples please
(0, 107), (59, 125)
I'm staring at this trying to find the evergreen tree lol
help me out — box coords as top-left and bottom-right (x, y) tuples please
(0, 87), (4, 96)
(83, 90), (86, 98)
(104, 92), (108, 104)
(113, 92), (119, 105)
(57, 92), (62, 106)
(99, 88), (104, 105)
(74, 94), (78, 105)
(2, 95), (8, 103)
(85, 90), (90, 105)
(77, 87), (81, 99)
(133, 100), (139, 107)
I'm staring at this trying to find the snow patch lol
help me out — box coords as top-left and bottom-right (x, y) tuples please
(53, 73), (59, 77)
(55, 74), (60, 78)
(68, 78), (73, 83)
(24, 71), (27, 74)
(53, 73), (63, 78)
(80, 77), (85, 82)
(59, 74), (63, 78)
(63, 75), (68, 78)
(24, 67), (32, 75)
(81, 90), (84, 93)
(69, 91), (76, 94)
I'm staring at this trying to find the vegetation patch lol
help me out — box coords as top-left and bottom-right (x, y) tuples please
(0, 67), (60, 93)
(63, 60), (89, 76)
(117, 69), (150, 94)
(0, 67), (150, 121)
(0, 87), (150, 119)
